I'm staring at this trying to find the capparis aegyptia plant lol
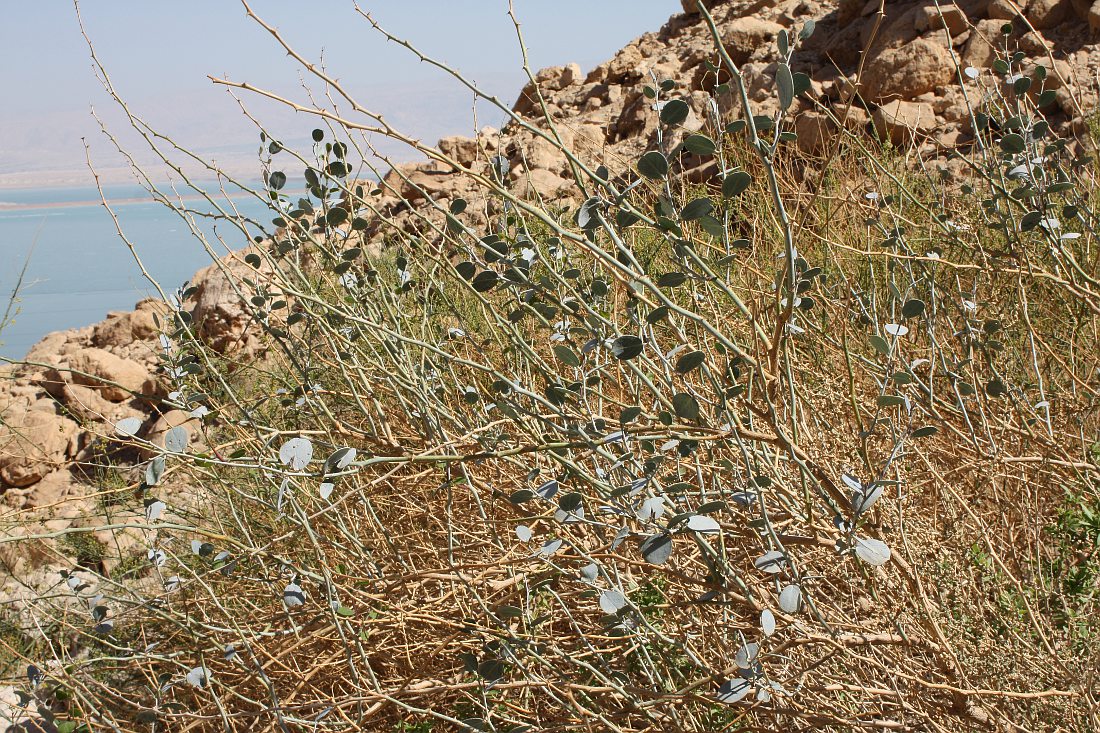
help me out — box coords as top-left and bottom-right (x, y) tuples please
(2, 2), (1098, 732)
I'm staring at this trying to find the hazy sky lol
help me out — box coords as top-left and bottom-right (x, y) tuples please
(0, 1), (677, 188)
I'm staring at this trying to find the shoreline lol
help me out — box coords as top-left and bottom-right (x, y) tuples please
(0, 189), (261, 214)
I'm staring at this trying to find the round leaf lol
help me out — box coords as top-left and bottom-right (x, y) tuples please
(761, 608), (776, 636)
(115, 417), (142, 437)
(164, 426), (189, 454)
(283, 582), (306, 607)
(638, 151), (669, 180)
(778, 584), (803, 613)
(279, 437), (314, 471)
(722, 171), (752, 198)
(640, 533), (673, 564)
(611, 335), (644, 360)
(660, 99), (690, 126)
(686, 514), (720, 534)
(672, 392), (700, 421)
(599, 589), (628, 614)
(854, 536), (891, 566)
(683, 134), (717, 156)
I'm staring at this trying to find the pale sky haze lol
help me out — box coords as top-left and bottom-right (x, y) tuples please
(0, 1), (677, 189)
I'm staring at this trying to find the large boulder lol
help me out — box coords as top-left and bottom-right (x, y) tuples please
(1026, 0), (1069, 27)
(186, 247), (268, 353)
(914, 3), (969, 34)
(68, 348), (152, 402)
(873, 99), (937, 144)
(862, 38), (955, 102)
(964, 19), (1011, 69)
(719, 18), (785, 66)
(438, 135), (482, 168)
(381, 160), (461, 204)
(0, 404), (79, 488)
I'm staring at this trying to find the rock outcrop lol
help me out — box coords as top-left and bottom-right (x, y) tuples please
(347, 0), (1095, 238)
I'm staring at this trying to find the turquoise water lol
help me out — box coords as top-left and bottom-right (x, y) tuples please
(0, 183), (271, 359)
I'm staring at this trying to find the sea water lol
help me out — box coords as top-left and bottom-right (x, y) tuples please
(0, 183), (271, 359)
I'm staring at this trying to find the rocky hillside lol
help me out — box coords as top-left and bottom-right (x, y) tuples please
(2, 0), (1100, 707)
(375, 0), (1097, 223)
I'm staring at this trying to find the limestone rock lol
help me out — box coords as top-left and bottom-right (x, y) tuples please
(132, 299), (166, 340)
(863, 38), (955, 102)
(1026, 0), (1068, 27)
(92, 311), (135, 349)
(1090, 0), (1100, 31)
(987, 0), (1023, 19)
(60, 382), (116, 423)
(914, 3), (969, 35)
(873, 99), (937, 144)
(964, 20), (1010, 69)
(539, 63), (583, 91)
(68, 348), (151, 402)
(24, 331), (69, 364)
(1070, 0), (1092, 20)
(719, 18), (784, 66)
(511, 167), (572, 200)
(0, 407), (78, 488)
(1, 469), (79, 509)
(438, 135), (481, 168)
(186, 247), (268, 353)
(680, 0), (727, 13)
(381, 160), (460, 204)
(795, 111), (837, 154)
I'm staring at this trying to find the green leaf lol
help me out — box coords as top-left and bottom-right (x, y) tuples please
(640, 533), (673, 564)
(877, 395), (907, 407)
(638, 151), (670, 180)
(1000, 133), (1026, 154)
(697, 214), (725, 238)
(657, 272), (688, 288)
(336, 605), (355, 617)
(776, 63), (794, 111)
(672, 392), (701, 421)
(792, 72), (812, 97)
(660, 99), (690, 126)
(683, 134), (717, 156)
(911, 425), (939, 438)
(471, 270), (498, 292)
(611, 335), (644, 360)
(553, 344), (581, 367)
(902, 298), (925, 318)
(682, 197), (714, 221)
(722, 171), (752, 198)
(1020, 211), (1043, 231)
(676, 350), (706, 374)
(646, 306), (669, 323)
(870, 334), (890, 356)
